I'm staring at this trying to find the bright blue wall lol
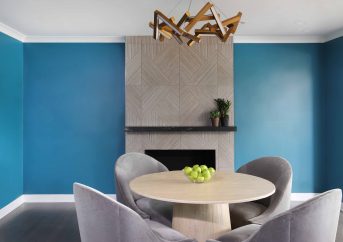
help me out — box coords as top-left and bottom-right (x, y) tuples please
(234, 44), (323, 192)
(22, 42), (330, 194)
(322, 37), (343, 191)
(0, 33), (338, 203)
(0, 33), (23, 207)
(24, 44), (125, 194)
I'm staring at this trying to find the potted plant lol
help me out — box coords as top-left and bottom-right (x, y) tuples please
(210, 110), (221, 127)
(214, 98), (231, 127)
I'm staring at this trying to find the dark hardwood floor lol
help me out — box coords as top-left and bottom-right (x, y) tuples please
(0, 203), (81, 242)
(0, 202), (342, 242)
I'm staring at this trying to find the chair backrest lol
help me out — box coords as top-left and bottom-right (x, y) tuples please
(248, 189), (342, 242)
(74, 183), (160, 242)
(114, 152), (168, 217)
(237, 157), (292, 218)
(336, 206), (343, 241)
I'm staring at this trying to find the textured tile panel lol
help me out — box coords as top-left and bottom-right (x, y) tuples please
(125, 36), (234, 171)
(143, 133), (181, 150)
(142, 39), (179, 86)
(180, 39), (217, 86)
(180, 132), (218, 150)
(217, 39), (233, 87)
(142, 85), (180, 126)
(217, 133), (234, 171)
(125, 37), (141, 85)
(125, 85), (142, 126)
(126, 133), (144, 153)
(180, 85), (217, 126)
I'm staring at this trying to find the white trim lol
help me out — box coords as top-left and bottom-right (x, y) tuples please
(25, 35), (326, 44)
(21, 34), (343, 44)
(0, 22), (342, 44)
(291, 193), (318, 202)
(23, 194), (75, 203)
(22, 194), (116, 203)
(24, 35), (125, 43)
(0, 26), (340, 44)
(0, 195), (25, 220)
(1, 193), (314, 205)
(0, 193), (313, 221)
(233, 35), (325, 43)
(0, 22), (25, 42)
(0, 194), (116, 220)
(323, 28), (343, 43)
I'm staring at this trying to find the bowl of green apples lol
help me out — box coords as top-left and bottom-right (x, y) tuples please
(183, 164), (215, 183)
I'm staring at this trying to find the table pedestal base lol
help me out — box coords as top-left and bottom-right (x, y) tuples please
(172, 203), (231, 242)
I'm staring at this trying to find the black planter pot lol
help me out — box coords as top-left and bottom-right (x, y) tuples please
(220, 116), (229, 127)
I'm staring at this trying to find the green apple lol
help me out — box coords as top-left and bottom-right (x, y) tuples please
(208, 167), (215, 174)
(200, 165), (208, 171)
(183, 166), (192, 175)
(192, 164), (200, 169)
(193, 167), (201, 173)
(196, 176), (205, 183)
(203, 172), (211, 182)
(190, 171), (198, 179)
(202, 169), (211, 177)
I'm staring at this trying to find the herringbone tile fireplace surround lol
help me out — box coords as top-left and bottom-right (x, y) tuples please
(125, 36), (234, 171)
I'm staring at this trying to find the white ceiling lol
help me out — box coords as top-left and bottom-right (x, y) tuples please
(1, 0), (343, 42)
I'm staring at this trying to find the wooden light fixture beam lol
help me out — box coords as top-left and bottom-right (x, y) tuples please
(150, 2), (242, 46)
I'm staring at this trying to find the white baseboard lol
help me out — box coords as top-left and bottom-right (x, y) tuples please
(23, 194), (76, 203)
(22, 194), (116, 203)
(0, 193), (314, 221)
(0, 194), (116, 220)
(0, 196), (25, 220)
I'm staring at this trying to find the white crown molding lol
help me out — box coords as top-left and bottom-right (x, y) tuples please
(233, 35), (325, 43)
(0, 22), (25, 42)
(24, 35), (125, 43)
(23, 34), (343, 44)
(1, 22), (342, 44)
(323, 28), (343, 43)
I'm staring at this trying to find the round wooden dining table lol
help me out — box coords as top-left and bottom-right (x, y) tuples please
(130, 170), (275, 242)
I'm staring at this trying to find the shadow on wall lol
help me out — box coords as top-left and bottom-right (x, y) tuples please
(234, 43), (324, 193)
(0, 33), (23, 208)
(322, 37), (343, 192)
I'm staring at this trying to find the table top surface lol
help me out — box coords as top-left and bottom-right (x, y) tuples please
(129, 171), (276, 204)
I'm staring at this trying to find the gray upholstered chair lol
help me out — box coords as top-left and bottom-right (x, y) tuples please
(74, 183), (197, 242)
(114, 152), (173, 226)
(336, 205), (343, 242)
(208, 189), (342, 242)
(230, 157), (292, 228)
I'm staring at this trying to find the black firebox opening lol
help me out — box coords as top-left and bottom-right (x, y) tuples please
(145, 149), (216, 171)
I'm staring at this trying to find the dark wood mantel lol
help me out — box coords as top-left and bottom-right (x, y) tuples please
(125, 126), (237, 132)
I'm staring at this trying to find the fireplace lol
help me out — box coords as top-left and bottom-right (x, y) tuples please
(125, 36), (235, 171)
(145, 149), (216, 171)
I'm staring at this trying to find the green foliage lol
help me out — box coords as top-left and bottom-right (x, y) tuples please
(214, 98), (231, 117)
(210, 110), (221, 118)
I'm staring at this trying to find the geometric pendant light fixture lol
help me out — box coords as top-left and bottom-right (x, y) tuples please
(150, 1), (242, 46)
